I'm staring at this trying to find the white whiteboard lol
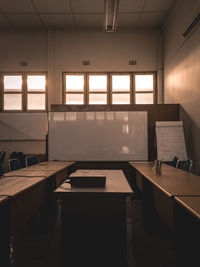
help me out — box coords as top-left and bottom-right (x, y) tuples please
(156, 121), (187, 161)
(0, 113), (47, 140)
(48, 111), (148, 161)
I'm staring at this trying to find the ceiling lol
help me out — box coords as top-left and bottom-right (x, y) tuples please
(0, 0), (175, 30)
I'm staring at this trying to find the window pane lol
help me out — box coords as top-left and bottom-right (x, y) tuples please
(66, 75), (84, 91)
(4, 76), (22, 90)
(112, 94), (130, 104)
(89, 94), (107, 104)
(27, 94), (46, 110)
(135, 75), (153, 91)
(4, 94), (22, 110)
(89, 75), (107, 91)
(66, 94), (84, 104)
(112, 75), (130, 91)
(27, 75), (46, 91)
(135, 93), (153, 104)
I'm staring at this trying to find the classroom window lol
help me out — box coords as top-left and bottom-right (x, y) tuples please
(27, 75), (46, 110)
(135, 74), (154, 104)
(89, 75), (107, 104)
(111, 75), (130, 104)
(65, 74), (84, 104)
(1, 73), (47, 111)
(63, 72), (156, 105)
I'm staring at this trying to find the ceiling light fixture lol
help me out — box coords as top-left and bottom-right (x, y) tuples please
(104, 0), (119, 32)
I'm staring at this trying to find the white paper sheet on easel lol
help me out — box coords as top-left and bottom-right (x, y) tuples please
(156, 121), (187, 161)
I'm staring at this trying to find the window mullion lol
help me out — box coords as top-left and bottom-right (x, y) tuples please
(22, 74), (26, 112)
(85, 73), (89, 104)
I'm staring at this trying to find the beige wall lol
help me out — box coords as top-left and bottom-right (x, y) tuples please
(0, 28), (162, 170)
(163, 0), (200, 172)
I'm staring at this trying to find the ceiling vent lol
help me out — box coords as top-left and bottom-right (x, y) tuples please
(182, 13), (200, 38)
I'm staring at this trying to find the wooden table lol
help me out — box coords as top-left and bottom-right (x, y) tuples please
(0, 196), (10, 267)
(0, 176), (46, 234)
(174, 197), (200, 267)
(0, 161), (75, 266)
(130, 162), (200, 266)
(4, 161), (75, 188)
(129, 162), (200, 229)
(54, 170), (133, 267)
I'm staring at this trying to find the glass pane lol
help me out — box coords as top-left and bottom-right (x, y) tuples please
(112, 94), (130, 104)
(27, 94), (46, 110)
(66, 75), (84, 91)
(27, 75), (46, 91)
(89, 75), (107, 91)
(4, 94), (22, 110)
(66, 94), (84, 104)
(89, 94), (107, 104)
(135, 93), (153, 104)
(4, 76), (22, 90)
(135, 75), (153, 91)
(112, 75), (130, 91)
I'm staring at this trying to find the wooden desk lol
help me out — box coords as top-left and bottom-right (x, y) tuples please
(174, 197), (200, 267)
(0, 162), (75, 266)
(25, 161), (75, 171)
(0, 196), (10, 267)
(0, 176), (46, 234)
(130, 162), (200, 229)
(54, 170), (133, 267)
(4, 161), (75, 188)
(175, 196), (200, 220)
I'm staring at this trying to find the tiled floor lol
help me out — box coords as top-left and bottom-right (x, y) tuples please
(13, 198), (175, 267)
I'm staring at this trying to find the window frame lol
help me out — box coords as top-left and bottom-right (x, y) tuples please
(87, 73), (109, 104)
(63, 71), (157, 105)
(134, 72), (157, 104)
(0, 72), (48, 112)
(63, 72), (86, 105)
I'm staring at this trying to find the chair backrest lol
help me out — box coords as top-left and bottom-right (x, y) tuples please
(171, 156), (179, 168)
(25, 156), (38, 167)
(10, 151), (25, 168)
(182, 160), (193, 172)
(0, 163), (4, 177)
(8, 158), (22, 172)
(0, 151), (6, 164)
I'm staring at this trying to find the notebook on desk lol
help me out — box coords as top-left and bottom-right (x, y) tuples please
(69, 171), (106, 188)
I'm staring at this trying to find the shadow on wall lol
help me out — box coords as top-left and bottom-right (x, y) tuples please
(180, 106), (200, 174)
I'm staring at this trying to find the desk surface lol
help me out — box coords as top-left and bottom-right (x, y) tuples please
(0, 176), (45, 197)
(0, 196), (8, 204)
(54, 170), (133, 197)
(175, 196), (200, 220)
(130, 161), (180, 171)
(130, 162), (200, 197)
(24, 161), (75, 171)
(4, 169), (58, 178)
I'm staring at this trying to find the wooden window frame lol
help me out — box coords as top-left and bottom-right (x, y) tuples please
(62, 71), (157, 105)
(133, 72), (157, 104)
(87, 73), (108, 104)
(0, 72), (48, 112)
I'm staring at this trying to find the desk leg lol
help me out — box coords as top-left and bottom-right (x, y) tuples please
(0, 200), (10, 267)
(60, 196), (128, 267)
(174, 201), (200, 267)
